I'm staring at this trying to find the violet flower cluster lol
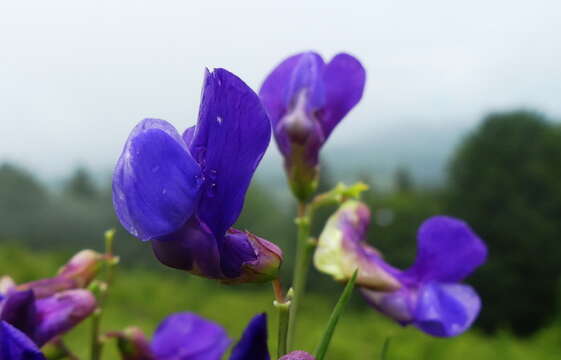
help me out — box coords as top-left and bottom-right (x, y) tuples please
(1, 50), (488, 360)
(0, 251), (102, 359)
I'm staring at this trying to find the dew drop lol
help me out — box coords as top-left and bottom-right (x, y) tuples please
(216, 116), (223, 125)
(207, 183), (217, 198)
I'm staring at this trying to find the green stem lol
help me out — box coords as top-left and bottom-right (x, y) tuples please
(314, 270), (358, 360)
(287, 202), (312, 350)
(90, 229), (117, 360)
(274, 299), (291, 358)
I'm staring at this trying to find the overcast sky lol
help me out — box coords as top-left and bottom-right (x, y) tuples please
(1, 0), (560, 180)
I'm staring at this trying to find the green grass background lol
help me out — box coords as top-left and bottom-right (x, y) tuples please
(1, 245), (559, 360)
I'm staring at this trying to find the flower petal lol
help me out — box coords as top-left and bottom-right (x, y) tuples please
(33, 290), (96, 346)
(151, 217), (223, 279)
(320, 53), (366, 138)
(190, 68), (271, 238)
(413, 282), (481, 337)
(259, 53), (306, 128)
(314, 200), (400, 291)
(0, 321), (45, 360)
(113, 118), (202, 241)
(229, 313), (270, 360)
(0, 290), (37, 338)
(404, 216), (487, 282)
(361, 287), (416, 325)
(151, 312), (230, 360)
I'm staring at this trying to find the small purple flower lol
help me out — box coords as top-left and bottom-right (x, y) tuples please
(0, 321), (45, 360)
(115, 312), (272, 360)
(314, 200), (488, 337)
(115, 311), (316, 360)
(260, 52), (366, 200)
(0, 289), (96, 347)
(113, 68), (282, 283)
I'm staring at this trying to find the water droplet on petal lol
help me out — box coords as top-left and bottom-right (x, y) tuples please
(207, 183), (217, 198)
(216, 116), (223, 125)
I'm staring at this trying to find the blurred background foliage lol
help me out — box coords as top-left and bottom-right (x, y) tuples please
(1, 110), (561, 357)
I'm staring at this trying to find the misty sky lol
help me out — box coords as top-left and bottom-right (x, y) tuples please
(1, 0), (560, 180)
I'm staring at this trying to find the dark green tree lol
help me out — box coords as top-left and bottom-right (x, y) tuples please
(446, 110), (561, 335)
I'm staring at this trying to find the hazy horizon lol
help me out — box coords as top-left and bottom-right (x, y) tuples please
(2, 1), (561, 182)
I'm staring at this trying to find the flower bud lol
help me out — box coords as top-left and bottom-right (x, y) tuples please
(314, 200), (400, 291)
(115, 327), (154, 360)
(33, 289), (96, 346)
(0, 276), (15, 295)
(57, 250), (104, 287)
(15, 250), (104, 299)
(222, 229), (283, 284)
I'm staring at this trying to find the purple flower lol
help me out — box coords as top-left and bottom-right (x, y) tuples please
(314, 200), (488, 337)
(0, 321), (45, 360)
(115, 312), (269, 360)
(115, 312), (315, 360)
(0, 289), (96, 347)
(113, 68), (282, 283)
(259, 52), (366, 200)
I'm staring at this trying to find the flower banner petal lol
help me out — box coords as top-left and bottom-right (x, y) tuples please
(404, 216), (487, 283)
(320, 53), (366, 138)
(191, 68), (271, 238)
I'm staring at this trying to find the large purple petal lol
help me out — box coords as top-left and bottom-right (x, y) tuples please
(33, 290), (96, 346)
(190, 68), (271, 238)
(413, 282), (481, 337)
(151, 217), (223, 279)
(0, 290), (37, 338)
(320, 53), (366, 138)
(403, 216), (487, 283)
(0, 321), (45, 360)
(229, 313), (270, 360)
(113, 118), (202, 241)
(151, 312), (230, 360)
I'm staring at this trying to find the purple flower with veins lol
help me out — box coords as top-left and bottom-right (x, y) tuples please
(260, 51), (366, 200)
(115, 312), (315, 360)
(0, 288), (96, 348)
(314, 200), (488, 337)
(0, 321), (45, 360)
(112, 68), (282, 283)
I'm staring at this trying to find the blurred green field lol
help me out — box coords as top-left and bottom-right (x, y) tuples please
(1, 244), (560, 360)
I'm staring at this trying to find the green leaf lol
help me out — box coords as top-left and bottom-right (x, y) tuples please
(314, 269), (358, 360)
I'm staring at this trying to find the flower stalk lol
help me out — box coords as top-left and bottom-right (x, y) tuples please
(273, 284), (291, 360)
(90, 229), (118, 360)
(314, 269), (358, 360)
